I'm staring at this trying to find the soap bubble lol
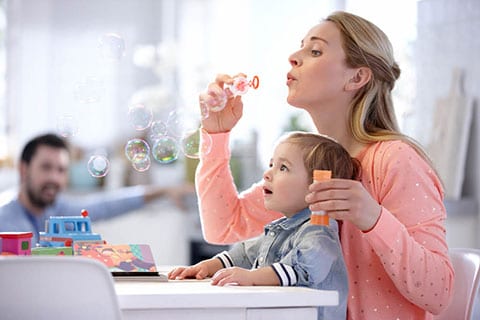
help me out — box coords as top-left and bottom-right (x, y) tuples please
(124, 138), (150, 163)
(199, 90), (227, 112)
(165, 109), (200, 138)
(180, 129), (212, 159)
(149, 120), (167, 140)
(131, 154), (151, 172)
(127, 104), (153, 131)
(56, 114), (79, 138)
(200, 130), (213, 156)
(74, 77), (104, 103)
(99, 33), (126, 61)
(165, 110), (183, 138)
(152, 136), (179, 164)
(199, 98), (210, 120)
(87, 155), (110, 178)
(180, 130), (200, 159)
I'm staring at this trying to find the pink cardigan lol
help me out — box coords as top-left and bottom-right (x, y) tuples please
(195, 131), (454, 319)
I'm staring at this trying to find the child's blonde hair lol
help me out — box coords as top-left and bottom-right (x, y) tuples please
(277, 131), (361, 183)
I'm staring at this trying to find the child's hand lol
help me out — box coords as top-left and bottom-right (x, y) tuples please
(168, 258), (223, 280)
(167, 264), (209, 280)
(211, 267), (253, 286)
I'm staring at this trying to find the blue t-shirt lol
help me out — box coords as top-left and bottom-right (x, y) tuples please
(215, 208), (348, 320)
(0, 186), (146, 244)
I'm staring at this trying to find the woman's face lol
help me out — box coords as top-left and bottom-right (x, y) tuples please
(286, 21), (354, 110)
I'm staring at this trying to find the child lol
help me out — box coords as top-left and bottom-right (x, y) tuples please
(168, 131), (360, 319)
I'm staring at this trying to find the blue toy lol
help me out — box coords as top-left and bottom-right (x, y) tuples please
(38, 209), (103, 247)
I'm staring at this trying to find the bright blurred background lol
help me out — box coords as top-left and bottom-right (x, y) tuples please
(1, 0), (480, 263)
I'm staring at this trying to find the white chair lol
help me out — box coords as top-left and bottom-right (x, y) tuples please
(434, 247), (480, 320)
(0, 255), (122, 320)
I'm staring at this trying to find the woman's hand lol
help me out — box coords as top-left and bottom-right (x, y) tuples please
(306, 179), (382, 231)
(199, 74), (244, 133)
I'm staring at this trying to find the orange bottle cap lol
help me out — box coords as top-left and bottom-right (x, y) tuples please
(311, 212), (329, 226)
(313, 170), (332, 181)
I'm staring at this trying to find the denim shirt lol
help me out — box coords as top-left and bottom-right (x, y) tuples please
(215, 208), (348, 320)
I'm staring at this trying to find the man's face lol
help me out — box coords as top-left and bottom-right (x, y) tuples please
(20, 145), (70, 208)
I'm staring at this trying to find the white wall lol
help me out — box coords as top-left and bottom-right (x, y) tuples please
(6, 0), (171, 155)
(416, 0), (480, 248)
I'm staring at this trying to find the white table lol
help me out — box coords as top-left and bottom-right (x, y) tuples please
(115, 276), (338, 320)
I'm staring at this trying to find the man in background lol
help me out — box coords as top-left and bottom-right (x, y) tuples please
(0, 133), (194, 244)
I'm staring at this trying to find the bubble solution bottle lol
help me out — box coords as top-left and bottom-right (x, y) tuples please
(310, 170), (332, 226)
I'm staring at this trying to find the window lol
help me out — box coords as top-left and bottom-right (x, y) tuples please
(21, 240), (29, 250)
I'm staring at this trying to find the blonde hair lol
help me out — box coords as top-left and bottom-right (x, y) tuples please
(277, 131), (360, 183)
(325, 11), (432, 163)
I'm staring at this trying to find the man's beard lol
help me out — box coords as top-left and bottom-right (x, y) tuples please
(26, 182), (59, 209)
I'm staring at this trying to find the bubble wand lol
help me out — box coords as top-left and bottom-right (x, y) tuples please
(229, 75), (260, 96)
(200, 75), (260, 117)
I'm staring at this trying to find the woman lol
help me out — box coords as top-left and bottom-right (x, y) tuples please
(195, 11), (454, 319)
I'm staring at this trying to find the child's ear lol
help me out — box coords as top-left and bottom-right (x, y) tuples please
(345, 67), (371, 91)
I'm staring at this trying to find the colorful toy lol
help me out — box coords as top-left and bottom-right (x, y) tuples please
(74, 243), (157, 273)
(200, 75), (260, 116)
(31, 246), (73, 256)
(0, 232), (33, 255)
(0, 212), (161, 277)
(38, 209), (103, 247)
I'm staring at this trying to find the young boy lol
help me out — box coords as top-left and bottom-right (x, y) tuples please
(168, 131), (360, 319)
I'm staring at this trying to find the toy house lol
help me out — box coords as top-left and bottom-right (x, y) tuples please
(0, 232), (33, 255)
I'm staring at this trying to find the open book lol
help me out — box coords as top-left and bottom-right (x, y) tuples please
(73, 242), (167, 281)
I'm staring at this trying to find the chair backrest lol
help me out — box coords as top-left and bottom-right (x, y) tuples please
(0, 255), (122, 320)
(434, 247), (480, 320)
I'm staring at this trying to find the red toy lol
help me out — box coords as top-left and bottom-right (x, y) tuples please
(0, 232), (33, 255)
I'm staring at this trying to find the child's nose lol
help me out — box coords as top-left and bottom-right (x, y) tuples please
(263, 169), (272, 181)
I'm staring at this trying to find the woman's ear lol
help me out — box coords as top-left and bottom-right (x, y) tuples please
(344, 67), (372, 91)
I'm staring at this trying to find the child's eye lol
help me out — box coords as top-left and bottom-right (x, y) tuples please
(280, 164), (288, 171)
(311, 50), (322, 57)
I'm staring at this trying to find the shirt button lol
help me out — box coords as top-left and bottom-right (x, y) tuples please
(258, 257), (264, 263)
(269, 231), (275, 236)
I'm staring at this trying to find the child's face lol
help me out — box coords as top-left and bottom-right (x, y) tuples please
(262, 142), (310, 217)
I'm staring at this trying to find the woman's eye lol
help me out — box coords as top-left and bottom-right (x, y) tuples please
(311, 50), (322, 56)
